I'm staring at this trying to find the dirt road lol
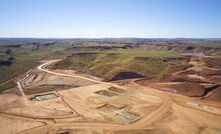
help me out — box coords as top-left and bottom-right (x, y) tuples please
(34, 60), (221, 131)
(14, 60), (170, 131)
(1, 59), (220, 134)
(37, 60), (123, 88)
(17, 74), (29, 97)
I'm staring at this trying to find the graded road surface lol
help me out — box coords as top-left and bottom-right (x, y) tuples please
(17, 74), (29, 97)
(2, 59), (220, 134)
(37, 60), (122, 88)
(13, 60), (171, 132)
(35, 60), (172, 128)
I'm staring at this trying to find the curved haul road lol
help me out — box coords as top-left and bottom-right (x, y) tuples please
(15, 60), (221, 134)
(14, 60), (170, 132)
(37, 60), (122, 88)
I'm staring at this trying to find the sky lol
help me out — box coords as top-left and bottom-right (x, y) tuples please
(0, 0), (221, 38)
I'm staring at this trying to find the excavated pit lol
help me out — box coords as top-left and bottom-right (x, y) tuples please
(110, 72), (145, 81)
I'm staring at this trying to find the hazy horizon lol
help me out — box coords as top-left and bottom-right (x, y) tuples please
(1, 37), (221, 39)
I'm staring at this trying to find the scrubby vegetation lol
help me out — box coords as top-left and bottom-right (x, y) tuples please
(1, 38), (221, 91)
(51, 49), (189, 81)
(203, 57), (221, 69)
(0, 80), (16, 92)
(24, 85), (78, 95)
(0, 41), (66, 90)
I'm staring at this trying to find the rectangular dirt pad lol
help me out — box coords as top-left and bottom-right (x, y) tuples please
(95, 90), (117, 97)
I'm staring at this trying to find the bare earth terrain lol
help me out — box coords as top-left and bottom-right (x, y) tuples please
(0, 58), (221, 134)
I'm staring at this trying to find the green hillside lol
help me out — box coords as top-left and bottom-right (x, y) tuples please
(51, 49), (189, 81)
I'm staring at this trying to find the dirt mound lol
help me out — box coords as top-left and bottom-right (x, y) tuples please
(202, 86), (221, 102)
(199, 68), (221, 77)
(178, 70), (196, 75)
(170, 75), (205, 83)
(110, 72), (145, 81)
(201, 84), (220, 97)
(149, 82), (205, 97)
(209, 76), (221, 83)
(95, 90), (117, 97)
(136, 74), (205, 84)
(135, 75), (181, 86)
(108, 87), (126, 93)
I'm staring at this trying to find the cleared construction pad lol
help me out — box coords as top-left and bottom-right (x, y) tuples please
(22, 69), (97, 95)
(0, 115), (44, 134)
(0, 93), (78, 119)
(1, 59), (221, 134)
(32, 93), (58, 101)
(115, 111), (140, 123)
(57, 84), (161, 123)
